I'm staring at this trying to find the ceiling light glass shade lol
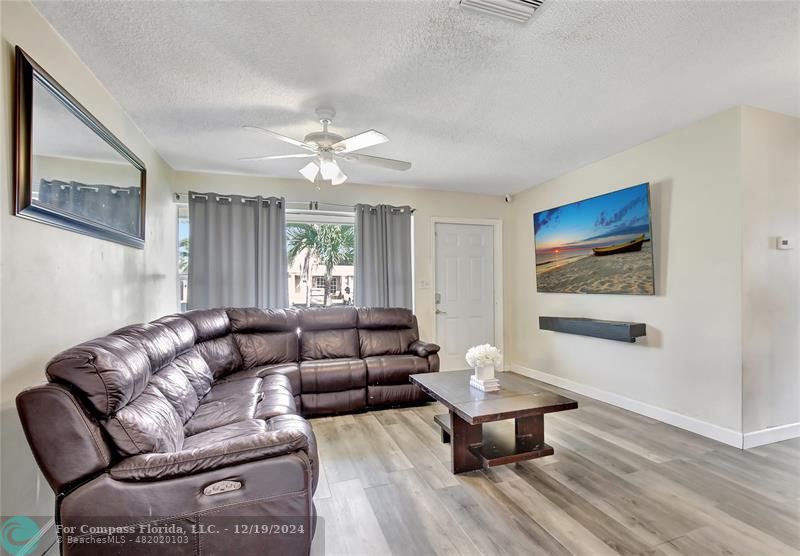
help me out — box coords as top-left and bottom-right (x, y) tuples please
(299, 161), (319, 182)
(331, 167), (347, 186)
(319, 156), (340, 181)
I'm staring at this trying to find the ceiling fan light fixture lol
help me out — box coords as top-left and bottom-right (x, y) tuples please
(240, 109), (408, 186)
(299, 161), (319, 182)
(319, 156), (340, 181)
(331, 167), (348, 186)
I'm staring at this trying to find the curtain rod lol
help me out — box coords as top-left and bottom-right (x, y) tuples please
(174, 193), (415, 213)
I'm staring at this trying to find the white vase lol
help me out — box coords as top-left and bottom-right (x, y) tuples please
(474, 364), (495, 381)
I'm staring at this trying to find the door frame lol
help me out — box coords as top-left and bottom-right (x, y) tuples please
(431, 217), (504, 363)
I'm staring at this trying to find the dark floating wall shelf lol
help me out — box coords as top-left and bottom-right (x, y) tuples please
(539, 316), (647, 343)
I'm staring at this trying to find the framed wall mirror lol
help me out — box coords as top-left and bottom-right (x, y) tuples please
(14, 46), (146, 248)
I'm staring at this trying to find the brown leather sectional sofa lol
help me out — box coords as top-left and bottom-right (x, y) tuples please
(16, 306), (439, 555)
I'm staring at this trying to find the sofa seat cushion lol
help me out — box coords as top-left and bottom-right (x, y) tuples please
(181, 416), (318, 491)
(184, 395), (260, 436)
(300, 358), (366, 393)
(364, 355), (430, 385)
(182, 419), (268, 450)
(112, 417), (314, 483)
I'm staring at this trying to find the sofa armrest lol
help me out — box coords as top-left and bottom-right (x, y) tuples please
(110, 429), (307, 481)
(409, 340), (440, 357)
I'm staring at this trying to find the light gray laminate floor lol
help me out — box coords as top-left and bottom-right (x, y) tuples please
(310, 378), (800, 556)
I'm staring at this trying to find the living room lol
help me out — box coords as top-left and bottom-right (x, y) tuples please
(1, 1), (798, 555)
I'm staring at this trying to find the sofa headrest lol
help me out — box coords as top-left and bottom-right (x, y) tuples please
(182, 309), (231, 341)
(152, 314), (197, 350)
(298, 307), (357, 331)
(46, 335), (151, 417)
(357, 307), (415, 329)
(227, 308), (299, 333)
(112, 321), (192, 372)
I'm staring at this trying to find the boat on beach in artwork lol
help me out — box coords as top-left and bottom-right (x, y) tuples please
(592, 234), (646, 256)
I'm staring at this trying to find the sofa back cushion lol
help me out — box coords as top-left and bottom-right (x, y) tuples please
(149, 365), (199, 423)
(47, 335), (152, 417)
(168, 350), (214, 401)
(103, 384), (184, 455)
(299, 307), (359, 360)
(228, 308), (299, 368)
(183, 309), (242, 379)
(45, 312), (219, 456)
(357, 308), (419, 357)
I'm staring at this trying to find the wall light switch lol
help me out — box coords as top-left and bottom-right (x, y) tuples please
(777, 237), (794, 250)
(419, 280), (431, 289)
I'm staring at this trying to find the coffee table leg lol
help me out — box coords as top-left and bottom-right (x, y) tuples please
(515, 414), (545, 445)
(451, 410), (483, 473)
(441, 428), (451, 444)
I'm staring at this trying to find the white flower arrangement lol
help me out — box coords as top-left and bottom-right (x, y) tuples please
(465, 344), (502, 369)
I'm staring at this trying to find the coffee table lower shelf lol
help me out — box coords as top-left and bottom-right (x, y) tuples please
(434, 413), (555, 470)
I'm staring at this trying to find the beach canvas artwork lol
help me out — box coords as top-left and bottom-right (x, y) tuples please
(533, 183), (655, 295)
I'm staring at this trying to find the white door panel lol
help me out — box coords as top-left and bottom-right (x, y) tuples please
(435, 223), (494, 371)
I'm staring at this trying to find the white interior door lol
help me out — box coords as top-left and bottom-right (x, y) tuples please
(434, 223), (495, 371)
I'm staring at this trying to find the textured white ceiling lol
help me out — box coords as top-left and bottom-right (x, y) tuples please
(34, 0), (800, 195)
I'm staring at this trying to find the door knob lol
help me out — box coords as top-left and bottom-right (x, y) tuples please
(436, 309), (447, 314)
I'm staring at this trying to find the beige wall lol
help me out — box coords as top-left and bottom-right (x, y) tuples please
(0, 1), (177, 518)
(505, 109), (744, 434)
(173, 171), (509, 343)
(741, 107), (800, 434)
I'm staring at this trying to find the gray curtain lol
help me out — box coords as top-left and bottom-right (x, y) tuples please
(38, 180), (141, 236)
(354, 204), (413, 308)
(188, 192), (287, 309)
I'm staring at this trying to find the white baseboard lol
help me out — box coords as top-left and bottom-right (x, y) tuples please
(510, 365), (744, 448)
(743, 422), (800, 449)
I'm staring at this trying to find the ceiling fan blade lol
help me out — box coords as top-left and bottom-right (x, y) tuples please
(237, 153), (316, 162)
(341, 152), (411, 171)
(331, 129), (388, 153)
(242, 125), (317, 152)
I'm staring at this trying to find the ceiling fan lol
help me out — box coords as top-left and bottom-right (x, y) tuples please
(240, 107), (411, 186)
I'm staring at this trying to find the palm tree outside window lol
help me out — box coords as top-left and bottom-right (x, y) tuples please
(287, 223), (354, 307)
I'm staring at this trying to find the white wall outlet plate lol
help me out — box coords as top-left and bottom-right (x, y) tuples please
(776, 236), (794, 250)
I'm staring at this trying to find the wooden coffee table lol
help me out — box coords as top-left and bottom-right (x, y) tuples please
(409, 370), (578, 474)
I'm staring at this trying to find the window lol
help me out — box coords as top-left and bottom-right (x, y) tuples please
(312, 276), (340, 294)
(177, 204), (189, 311)
(287, 218), (354, 308)
(177, 205), (356, 310)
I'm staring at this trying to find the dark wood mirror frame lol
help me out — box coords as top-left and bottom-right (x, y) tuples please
(14, 46), (147, 248)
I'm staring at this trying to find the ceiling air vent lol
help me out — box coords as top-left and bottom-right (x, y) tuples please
(459, 0), (545, 23)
